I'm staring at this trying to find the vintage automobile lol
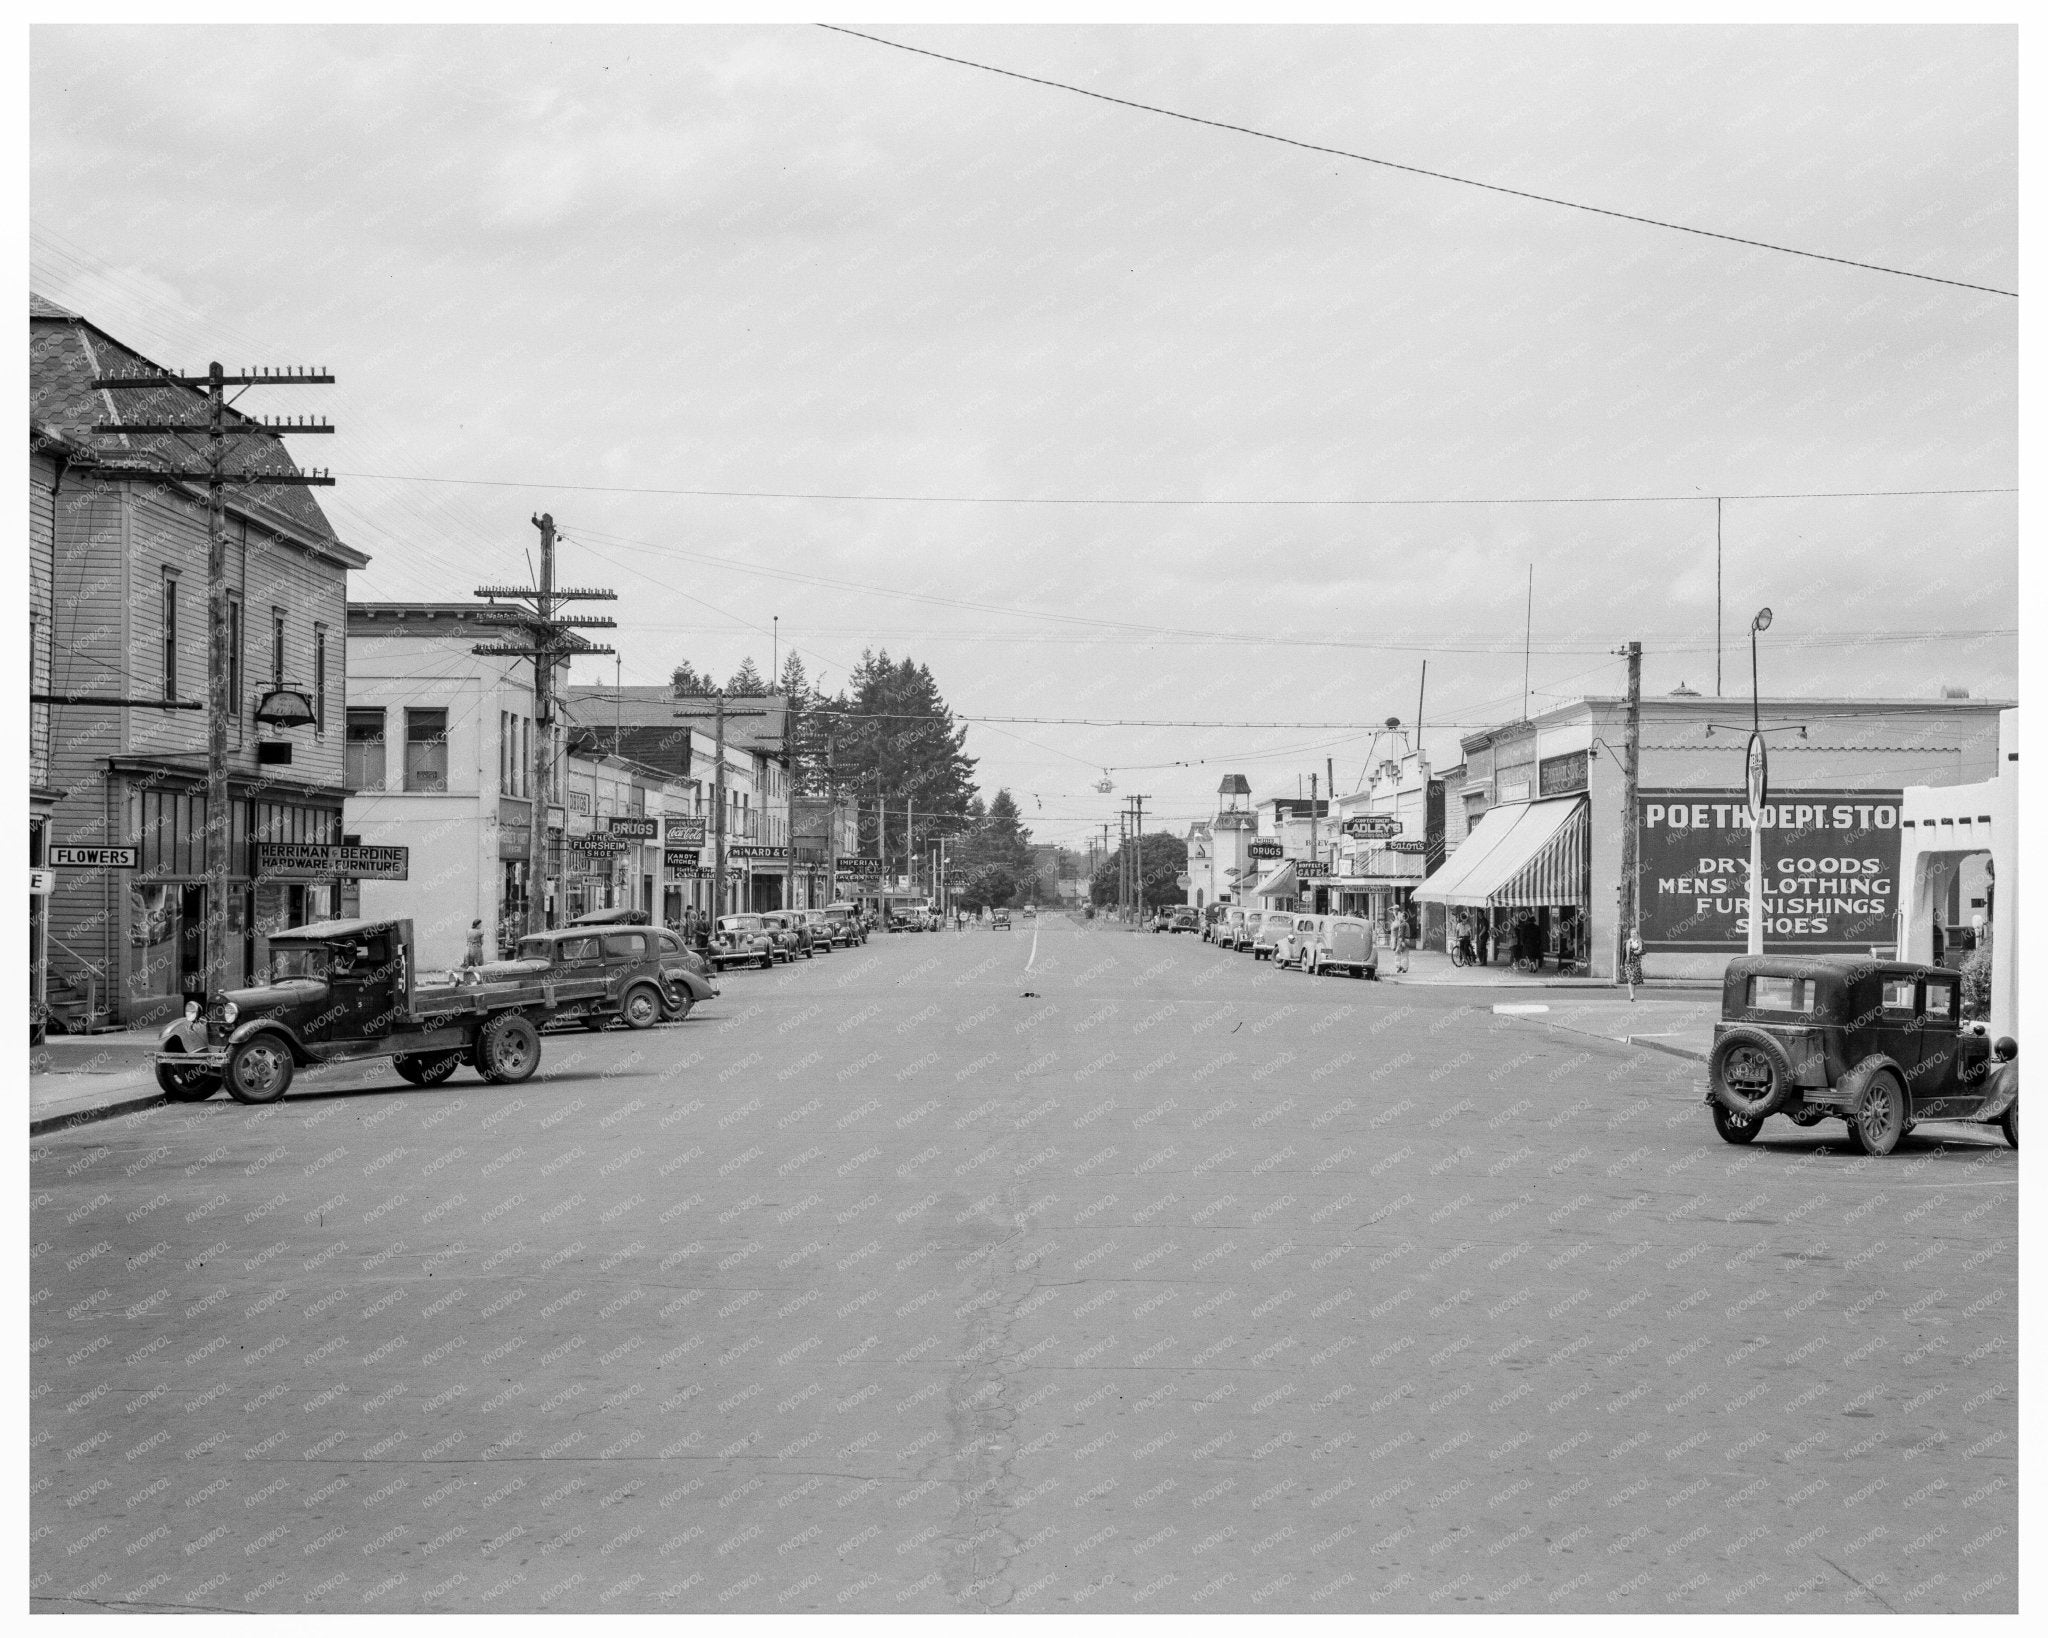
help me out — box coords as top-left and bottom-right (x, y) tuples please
(821, 902), (869, 946)
(1251, 911), (1291, 961)
(711, 914), (777, 971)
(1707, 955), (2017, 1154)
(151, 917), (613, 1103)
(1219, 907), (1250, 950)
(486, 925), (684, 1032)
(991, 907), (1012, 930)
(1168, 906), (1200, 934)
(760, 910), (815, 960)
(1304, 914), (1377, 979)
(1201, 904), (1229, 943)
(1272, 914), (1322, 969)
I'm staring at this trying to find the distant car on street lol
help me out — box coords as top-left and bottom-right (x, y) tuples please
(760, 910), (814, 960)
(1168, 906), (1199, 934)
(1251, 912), (1292, 962)
(1708, 955), (2017, 1153)
(1273, 914), (1321, 967)
(711, 914), (776, 971)
(991, 908), (1012, 930)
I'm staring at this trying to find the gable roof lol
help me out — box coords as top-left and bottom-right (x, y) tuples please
(30, 292), (365, 569)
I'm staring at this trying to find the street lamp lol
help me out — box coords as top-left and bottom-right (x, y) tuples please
(1745, 608), (1772, 957)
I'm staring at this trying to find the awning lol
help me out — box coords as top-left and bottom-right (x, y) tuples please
(1250, 861), (1297, 900)
(1414, 796), (1587, 909)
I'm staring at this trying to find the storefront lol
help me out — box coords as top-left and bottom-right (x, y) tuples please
(1414, 794), (1591, 971)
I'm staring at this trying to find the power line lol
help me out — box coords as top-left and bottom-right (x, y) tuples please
(333, 468), (2018, 507)
(817, 25), (2018, 300)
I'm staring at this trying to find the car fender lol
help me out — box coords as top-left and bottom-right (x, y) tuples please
(157, 1017), (210, 1056)
(227, 1016), (312, 1065)
(1832, 1052), (1909, 1115)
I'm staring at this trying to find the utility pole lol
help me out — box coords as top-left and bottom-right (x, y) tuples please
(825, 724), (838, 904)
(474, 514), (617, 936)
(93, 361), (337, 996)
(1619, 640), (1642, 990)
(1715, 499), (1723, 698)
(1132, 794), (1149, 926)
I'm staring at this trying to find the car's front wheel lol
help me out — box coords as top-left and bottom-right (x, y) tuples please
(225, 1035), (295, 1105)
(2000, 1100), (2018, 1149)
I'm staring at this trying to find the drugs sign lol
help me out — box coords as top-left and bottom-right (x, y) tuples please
(607, 816), (659, 840)
(1247, 840), (1284, 860)
(1637, 789), (1901, 952)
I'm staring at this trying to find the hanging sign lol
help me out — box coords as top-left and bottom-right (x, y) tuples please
(665, 817), (707, 846)
(1295, 861), (1332, 879)
(572, 834), (628, 856)
(1342, 816), (1402, 840)
(1247, 840), (1284, 860)
(607, 816), (659, 840)
(663, 848), (701, 870)
(30, 868), (55, 895)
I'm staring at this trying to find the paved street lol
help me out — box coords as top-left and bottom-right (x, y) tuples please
(32, 917), (2016, 1614)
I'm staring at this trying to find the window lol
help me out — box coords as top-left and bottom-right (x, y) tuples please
(498, 712), (508, 794)
(1923, 982), (1956, 1022)
(272, 609), (286, 687)
(1749, 976), (1813, 1013)
(314, 626), (328, 733)
(1881, 977), (1917, 1013)
(227, 594), (242, 727)
(346, 709), (386, 789)
(603, 932), (650, 959)
(404, 708), (448, 792)
(162, 572), (179, 701)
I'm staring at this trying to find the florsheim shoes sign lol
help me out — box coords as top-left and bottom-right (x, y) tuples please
(1637, 789), (1901, 952)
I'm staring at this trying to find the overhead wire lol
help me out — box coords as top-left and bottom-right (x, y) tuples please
(816, 25), (2018, 299)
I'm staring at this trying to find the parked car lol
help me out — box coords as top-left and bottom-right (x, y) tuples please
(761, 910), (815, 960)
(822, 903), (868, 946)
(486, 924), (683, 1031)
(711, 914), (777, 971)
(1201, 904), (1229, 943)
(991, 908), (1012, 930)
(1304, 915), (1377, 979)
(1252, 912), (1293, 962)
(1167, 906), (1200, 934)
(1707, 955), (2017, 1153)
(1273, 914), (1322, 968)
(1219, 907), (1249, 949)
(1148, 909), (1176, 933)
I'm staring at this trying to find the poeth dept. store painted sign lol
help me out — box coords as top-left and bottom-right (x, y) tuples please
(1638, 789), (1901, 952)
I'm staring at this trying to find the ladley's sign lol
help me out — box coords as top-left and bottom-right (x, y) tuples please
(1638, 788), (1900, 953)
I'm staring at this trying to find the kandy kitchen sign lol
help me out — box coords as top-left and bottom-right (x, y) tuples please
(1637, 789), (1901, 952)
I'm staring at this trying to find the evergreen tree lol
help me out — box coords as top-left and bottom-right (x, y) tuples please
(833, 649), (978, 874)
(670, 662), (714, 697)
(1089, 832), (1189, 909)
(727, 656), (767, 695)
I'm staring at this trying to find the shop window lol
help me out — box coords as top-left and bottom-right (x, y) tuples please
(347, 709), (386, 789)
(404, 708), (448, 792)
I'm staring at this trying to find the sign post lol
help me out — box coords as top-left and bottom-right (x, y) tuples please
(1745, 734), (1769, 958)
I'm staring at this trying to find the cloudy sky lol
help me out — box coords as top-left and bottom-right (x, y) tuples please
(31, 24), (2015, 845)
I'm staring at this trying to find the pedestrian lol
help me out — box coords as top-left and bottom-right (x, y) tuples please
(1393, 917), (1411, 974)
(1475, 913), (1491, 967)
(464, 918), (485, 969)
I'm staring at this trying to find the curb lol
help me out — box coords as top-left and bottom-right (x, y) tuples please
(30, 1091), (169, 1138)
(1499, 1012), (1710, 1068)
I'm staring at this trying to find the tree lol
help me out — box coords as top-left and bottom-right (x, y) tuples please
(1090, 832), (1188, 910)
(829, 649), (978, 876)
(670, 662), (714, 697)
(727, 656), (767, 695)
(953, 863), (1020, 913)
(953, 788), (1035, 883)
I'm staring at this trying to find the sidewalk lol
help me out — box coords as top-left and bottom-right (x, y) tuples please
(25, 1026), (168, 1136)
(1491, 993), (1719, 1064)
(1381, 948), (1711, 993)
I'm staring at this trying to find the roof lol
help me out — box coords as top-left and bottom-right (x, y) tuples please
(30, 293), (365, 569)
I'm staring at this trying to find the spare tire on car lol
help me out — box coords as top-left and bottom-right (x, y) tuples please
(1708, 1025), (1795, 1119)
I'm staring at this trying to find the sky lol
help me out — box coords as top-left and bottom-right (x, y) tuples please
(30, 24), (2017, 847)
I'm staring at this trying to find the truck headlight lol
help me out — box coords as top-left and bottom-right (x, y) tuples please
(184, 1000), (201, 1022)
(221, 1001), (239, 1025)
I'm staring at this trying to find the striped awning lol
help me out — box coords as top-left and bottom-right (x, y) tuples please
(1414, 796), (1588, 909)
